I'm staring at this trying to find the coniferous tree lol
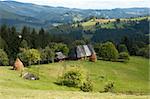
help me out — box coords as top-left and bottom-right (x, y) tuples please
(31, 28), (38, 48)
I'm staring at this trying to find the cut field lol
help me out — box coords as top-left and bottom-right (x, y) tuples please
(0, 57), (149, 98)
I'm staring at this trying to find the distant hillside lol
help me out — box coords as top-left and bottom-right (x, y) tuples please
(0, 1), (149, 29)
(47, 16), (149, 45)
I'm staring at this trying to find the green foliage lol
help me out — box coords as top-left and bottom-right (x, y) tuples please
(0, 49), (9, 66)
(80, 77), (93, 92)
(118, 44), (128, 53)
(99, 42), (119, 61)
(58, 66), (86, 88)
(21, 26), (31, 45)
(94, 43), (102, 58)
(49, 43), (69, 56)
(57, 43), (69, 56)
(57, 65), (93, 92)
(118, 52), (130, 62)
(137, 45), (149, 58)
(0, 25), (20, 59)
(18, 49), (41, 66)
(104, 81), (115, 92)
(40, 46), (55, 63)
(20, 39), (28, 49)
(0, 36), (7, 49)
(72, 40), (86, 46)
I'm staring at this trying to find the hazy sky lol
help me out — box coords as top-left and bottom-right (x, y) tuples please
(1, 0), (150, 9)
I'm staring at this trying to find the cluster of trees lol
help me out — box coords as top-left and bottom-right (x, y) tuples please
(0, 25), (71, 66)
(94, 42), (130, 62)
(17, 42), (70, 66)
(0, 25), (78, 65)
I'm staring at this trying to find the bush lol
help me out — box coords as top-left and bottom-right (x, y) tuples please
(104, 81), (115, 92)
(100, 42), (119, 61)
(57, 66), (93, 92)
(18, 49), (41, 66)
(137, 45), (149, 58)
(80, 77), (93, 92)
(118, 44), (128, 53)
(118, 52), (130, 62)
(58, 66), (86, 87)
(0, 49), (9, 66)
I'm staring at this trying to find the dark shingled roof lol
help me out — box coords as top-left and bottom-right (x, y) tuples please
(69, 44), (96, 59)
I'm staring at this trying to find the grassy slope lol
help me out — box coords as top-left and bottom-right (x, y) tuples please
(81, 16), (149, 30)
(0, 57), (149, 98)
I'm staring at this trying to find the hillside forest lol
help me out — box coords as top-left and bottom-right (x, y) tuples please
(0, 16), (149, 66)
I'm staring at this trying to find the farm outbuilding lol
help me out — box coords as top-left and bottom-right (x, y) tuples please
(55, 52), (66, 62)
(22, 72), (39, 80)
(69, 44), (97, 62)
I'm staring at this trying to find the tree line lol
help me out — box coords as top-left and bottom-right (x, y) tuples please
(0, 20), (149, 66)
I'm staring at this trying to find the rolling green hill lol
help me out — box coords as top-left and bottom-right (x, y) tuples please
(0, 57), (149, 98)
(80, 16), (149, 30)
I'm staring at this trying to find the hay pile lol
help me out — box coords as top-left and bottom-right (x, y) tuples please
(13, 58), (24, 71)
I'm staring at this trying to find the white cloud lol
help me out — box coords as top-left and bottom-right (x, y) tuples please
(2, 0), (150, 9)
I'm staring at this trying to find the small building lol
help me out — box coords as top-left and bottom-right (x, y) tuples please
(69, 44), (97, 62)
(22, 72), (39, 80)
(55, 52), (66, 62)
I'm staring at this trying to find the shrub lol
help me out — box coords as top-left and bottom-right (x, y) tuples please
(118, 44), (128, 53)
(18, 49), (41, 66)
(0, 49), (9, 66)
(118, 52), (130, 62)
(58, 66), (86, 87)
(104, 81), (115, 92)
(80, 77), (93, 92)
(137, 45), (149, 58)
(58, 66), (87, 87)
(100, 42), (119, 61)
(57, 66), (93, 92)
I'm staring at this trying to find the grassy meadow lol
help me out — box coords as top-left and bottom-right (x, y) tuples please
(0, 56), (149, 98)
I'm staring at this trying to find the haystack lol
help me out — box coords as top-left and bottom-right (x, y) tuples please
(13, 58), (24, 71)
(90, 54), (97, 62)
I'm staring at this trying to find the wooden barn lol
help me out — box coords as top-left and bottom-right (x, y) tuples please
(69, 44), (97, 62)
